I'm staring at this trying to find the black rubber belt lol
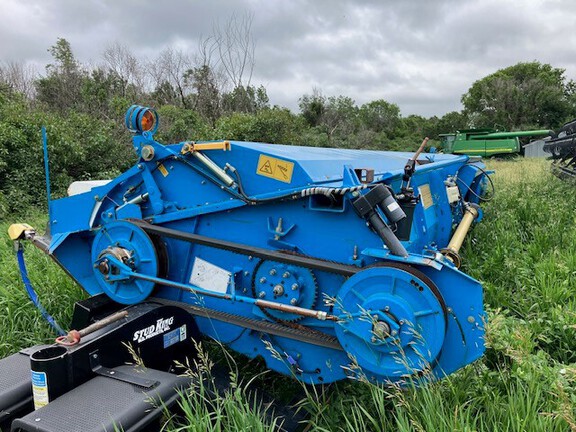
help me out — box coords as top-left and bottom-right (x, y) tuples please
(132, 220), (360, 277)
(151, 298), (343, 351)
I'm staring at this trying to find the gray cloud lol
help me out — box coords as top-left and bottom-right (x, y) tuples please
(1, 0), (575, 117)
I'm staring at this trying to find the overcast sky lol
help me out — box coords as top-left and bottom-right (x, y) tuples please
(1, 0), (574, 117)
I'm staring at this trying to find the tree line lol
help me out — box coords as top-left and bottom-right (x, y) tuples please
(1, 21), (576, 216)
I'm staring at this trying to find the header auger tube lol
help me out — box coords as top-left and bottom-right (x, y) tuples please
(12, 105), (492, 386)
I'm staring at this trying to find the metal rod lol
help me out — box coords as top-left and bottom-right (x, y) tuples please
(403, 137), (430, 190)
(78, 310), (129, 337)
(129, 271), (337, 321)
(56, 310), (129, 345)
(116, 193), (149, 213)
(192, 151), (235, 186)
(412, 137), (429, 161)
(256, 299), (335, 321)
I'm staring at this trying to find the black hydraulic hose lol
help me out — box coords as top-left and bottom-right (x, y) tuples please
(456, 162), (495, 203)
(227, 162), (373, 205)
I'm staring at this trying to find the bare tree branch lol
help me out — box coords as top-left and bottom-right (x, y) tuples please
(0, 61), (38, 99)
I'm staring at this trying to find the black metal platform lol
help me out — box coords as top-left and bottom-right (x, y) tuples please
(0, 352), (33, 431)
(0, 298), (309, 431)
(10, 365), (190, 432)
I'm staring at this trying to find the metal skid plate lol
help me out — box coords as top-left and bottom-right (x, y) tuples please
(334, 264), (447, 382)
(10, 365), (189, 432)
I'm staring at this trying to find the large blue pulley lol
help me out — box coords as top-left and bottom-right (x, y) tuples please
(91, 220), (159, 305)
(334, 264), (447, 382)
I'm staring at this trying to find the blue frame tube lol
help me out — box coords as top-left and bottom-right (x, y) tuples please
(42, 126), (52, 221)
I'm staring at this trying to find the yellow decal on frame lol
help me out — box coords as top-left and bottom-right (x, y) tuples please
(419, 184), (433, 209)
(256, 155), (294, 183)
(158, 164), (169, 177)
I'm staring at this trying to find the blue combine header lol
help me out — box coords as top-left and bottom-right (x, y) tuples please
(12, 105), (491, 387)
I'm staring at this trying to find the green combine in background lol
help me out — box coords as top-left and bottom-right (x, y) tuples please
(439, 128), (552, 157)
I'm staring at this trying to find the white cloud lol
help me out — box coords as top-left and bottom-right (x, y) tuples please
(1, 0), (575, 117)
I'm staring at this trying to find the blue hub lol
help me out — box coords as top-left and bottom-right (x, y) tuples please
(91, 221), (159, 305)
(334, 265), (447, 382)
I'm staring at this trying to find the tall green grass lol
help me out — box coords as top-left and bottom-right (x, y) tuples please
(0, 213), (84, 357)
(2, 159), (576, 431)
(299, 158), (576, 431)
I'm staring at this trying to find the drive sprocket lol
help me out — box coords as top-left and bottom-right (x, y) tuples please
(251, 260), (318, 321)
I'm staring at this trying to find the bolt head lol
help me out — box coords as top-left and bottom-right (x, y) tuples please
(282, 272), (291, 278)
(97, 261), (110, 275)
(259, 277), (266, 284)
(269, 269), (277, 276)
(290, 298), (297, 305)
(258, 291), (266, 298)
(373, 321), (391, 339)
(384, 306), (390, 312)
(291, 283), (299, 291)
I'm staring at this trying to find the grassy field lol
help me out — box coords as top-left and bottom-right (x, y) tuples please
(2, 158), (576, 431)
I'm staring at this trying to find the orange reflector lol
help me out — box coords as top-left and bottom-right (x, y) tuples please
(141, 110), (155, 132)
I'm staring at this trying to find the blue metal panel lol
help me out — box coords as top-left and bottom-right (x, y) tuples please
(38, 107), (491, 386)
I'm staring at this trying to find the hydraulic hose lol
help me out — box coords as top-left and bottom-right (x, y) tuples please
(15, 242), (66, 336)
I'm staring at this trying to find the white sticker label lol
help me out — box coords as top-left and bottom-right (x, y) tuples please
(387, 201), (400, 212)
(189, 257), (231, 294)
(32, 371), (49, 410)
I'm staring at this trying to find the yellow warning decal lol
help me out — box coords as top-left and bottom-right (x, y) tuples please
(419, 184), (434, 209)
(158, 164), (169, 177)
(256, 154), (294, 183)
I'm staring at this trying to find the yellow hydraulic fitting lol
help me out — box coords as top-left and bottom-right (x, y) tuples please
(8, 223), (35, 241)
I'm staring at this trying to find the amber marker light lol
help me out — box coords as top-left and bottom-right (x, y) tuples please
(125, 105), (159, 135)
(140, 110), (155, 132)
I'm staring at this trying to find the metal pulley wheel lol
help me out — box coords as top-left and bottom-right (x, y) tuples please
(334, 263), (447, 382)
(91, 220), (160, 305)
